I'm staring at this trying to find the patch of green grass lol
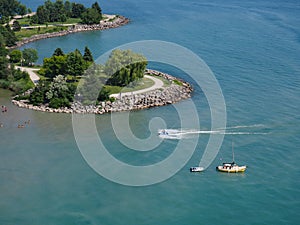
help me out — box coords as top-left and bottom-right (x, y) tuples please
(16, 17), (31, 26)
(16, 17), (81, 26)
(103, 85), (122, 95)
(151, 75), (172, 86)
(103, 77), (155, 95)
(15, 26), (68, 40)
(173, 79), (183, 86)
(121, 77), (155, 92)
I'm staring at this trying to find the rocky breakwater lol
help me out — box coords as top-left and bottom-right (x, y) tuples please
(91, 82), (192, 114)
(12, 70), (193, 114)
(11, 15), (129, 48)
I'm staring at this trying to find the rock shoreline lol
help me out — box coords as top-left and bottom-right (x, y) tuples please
(10, 15), (130, 49)
(12, 70), (193, 114)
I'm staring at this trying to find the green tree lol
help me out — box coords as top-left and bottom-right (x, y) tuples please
(30, 14), (38, 24)
(64, 0), (72, 17)
(78, 65), (104, 104)
(12, 20), (21, 31)
(36, 5), (49, 24)
(46, 75), (68, 100)
(16, 3), (27, 16)
(9, 49), (22, 63)
(104, 49), (148, 86)
(0, 56), (10, 79)
(80, 8), (101, 25)
(53, 0), (66, 22)
(91, 2), (102, 16)
(0, 34), (8, 56)
(71, 3), (85, 18)
(42, 55), (67, 78)
(0, 0), (23, 18)
(83, 46), (94, 63)
(53, 47), (64, 56)
(29, 80), (49, 105)
(0, 25), (17, 47)
(46, 75), (73, 108)
(22, 48), (38, 66)
(66, 49), (86, 77)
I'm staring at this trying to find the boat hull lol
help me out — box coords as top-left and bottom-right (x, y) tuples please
(216, 165), (246, 173)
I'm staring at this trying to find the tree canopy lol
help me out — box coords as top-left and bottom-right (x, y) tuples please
(53, 48), (64, 56)
(33, 0), (102, 25)
(0, 25), (17, 47)
(0, 0), (27, 19)
(83, 46), (94, 63)
(22, 48), (38, 66)
(12, 20), (21, 31)
(40, 48), (92, 79)
(0, 43), (33, 93)
(104, 49), (148, 86)
(9, 49), (22, 63)
(80, 7), (102, 25)
(29, 48), (148, 108)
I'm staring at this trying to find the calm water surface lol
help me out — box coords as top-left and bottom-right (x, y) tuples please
(1, 0), (299, 224)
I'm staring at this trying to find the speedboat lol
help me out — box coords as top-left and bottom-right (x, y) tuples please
(216, 162), (246, 173)
(190, 166), (204, 172)
(158, 129), (181, 139)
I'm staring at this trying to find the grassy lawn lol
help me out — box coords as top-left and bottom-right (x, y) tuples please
(151, 75), (172, 87)
(15, 26), (68, 40)
(105, 77), (155, 95)
(16, 17), (81, 26)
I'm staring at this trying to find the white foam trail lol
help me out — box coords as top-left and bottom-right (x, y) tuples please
(221, 124), (265, 130)
(158, 128), (268, 139)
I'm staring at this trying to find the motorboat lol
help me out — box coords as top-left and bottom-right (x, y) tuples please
(190, 166), (204, 172)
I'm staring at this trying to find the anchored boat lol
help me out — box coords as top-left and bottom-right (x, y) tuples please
(217, 142), (246, 173)
(216, 162), (246, 173)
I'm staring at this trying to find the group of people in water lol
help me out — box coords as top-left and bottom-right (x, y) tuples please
(17, 120), (31, 128)
(0, 104), (31, 129)
(1, 105), (7, 113)
(0, 105), (7, 128)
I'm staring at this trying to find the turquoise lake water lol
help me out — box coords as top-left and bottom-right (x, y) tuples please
(1, 0), (299, 224)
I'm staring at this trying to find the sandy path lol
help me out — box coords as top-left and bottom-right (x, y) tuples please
(16, 66), (40, 85)
(110, 75), (164, 99)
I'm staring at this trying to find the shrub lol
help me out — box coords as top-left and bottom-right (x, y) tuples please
(49, 97), (70, 108)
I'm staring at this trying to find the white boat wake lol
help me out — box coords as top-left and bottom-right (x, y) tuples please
(158, 125), (268, 139)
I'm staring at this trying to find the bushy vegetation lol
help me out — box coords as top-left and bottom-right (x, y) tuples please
(29, 48), (148, 107)
(0, 46), (34, 93)
(0, 25), (18, 47)
(8, 48), (38, 66)
(0, 0), (28, 24)
(39, 47), (93, 79)
(31, 0), (102, 25)
(104, 49), (148, 87)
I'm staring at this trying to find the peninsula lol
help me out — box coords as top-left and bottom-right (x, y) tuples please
(12, 69), (193, 114)
(1, 1), (193, 114)
(7, 0), (129, 49)
(11, 14), (129, 49)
